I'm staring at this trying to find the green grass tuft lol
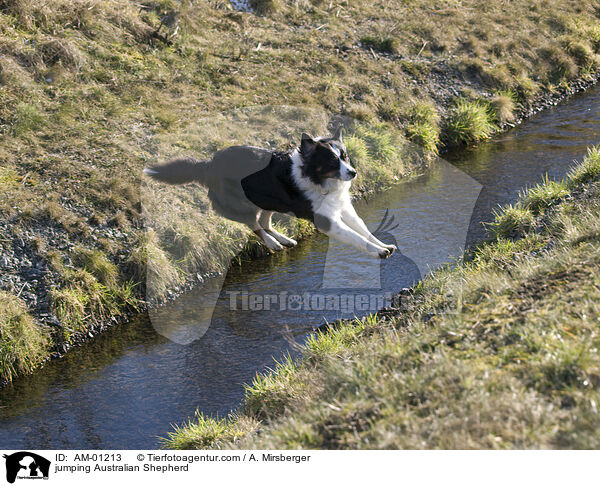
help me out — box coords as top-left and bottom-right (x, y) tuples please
(567, 146), (600, 187)
(489, 204), (536, 238)
(360, 35), (397, 53)
(161, 412), (259, 449)
(71, 247), (119, 288)
(522, 176), (569, 214)
(406, 122), (440, 154)
(0, 291), (50, 383)
(444, 98), (496, 146)
(243, 354), (303, 420)
(50, 247), (139, 341)
(345, 123), (415, 195)
(12, 102), (45, 136)
(405, 101), (440, 154)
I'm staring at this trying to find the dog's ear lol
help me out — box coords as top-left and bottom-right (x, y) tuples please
(300, 132), (316, 154)
(332, 126), (343, 143)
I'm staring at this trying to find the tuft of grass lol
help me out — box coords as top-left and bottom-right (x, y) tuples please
(460, 59), (513, 89)
(405, 100), (441, 154)
(538, 45), (579, 82)
(563, 39), (596, 67)
(0, 291), (50, 383)
(49, 285), (90, 337)
(490, 90), (517, 124)
(489, 204), (536, 238)
(444, 98), (496, 147)
(567, 146), (600, 187)
(345, 102), (376, 122)
(304, 315), (377, 360)
(345, 123), (415, 195)
(405, 122), (440, 154)
(49, 247), (139, 341)
(522, 176), (569, 214)
(161, 412), (260, 449)
(243, 354), (305, 420)
(344, 134), (371, 167)
(71, 247), (119, 288)
(12, 102), (45, 136)
(127, 229), (183, 300)
(360, 35), (397, 53)
(38, 200), (87, 235)
(515, 74), (540, 101)
(250, 0), (282, 15)
(357, 124), (398, 162)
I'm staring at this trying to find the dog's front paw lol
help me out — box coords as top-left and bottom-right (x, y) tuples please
(383, 244), (396, 255)
(378, 247), (393, 259)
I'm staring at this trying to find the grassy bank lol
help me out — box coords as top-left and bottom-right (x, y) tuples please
(164, 146), (600, 449)
(1, 0), (600, 383)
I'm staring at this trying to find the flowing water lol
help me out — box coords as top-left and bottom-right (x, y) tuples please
(1, 85), (599, 449)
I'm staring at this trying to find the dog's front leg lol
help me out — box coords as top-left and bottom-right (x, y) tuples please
(341, 204), (397, 254)
(315, 214), (393, 259)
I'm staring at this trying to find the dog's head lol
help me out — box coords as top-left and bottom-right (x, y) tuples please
(299, 127), (356, 185)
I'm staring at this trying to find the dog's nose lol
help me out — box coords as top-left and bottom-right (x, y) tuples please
(348, 169), (357, 179)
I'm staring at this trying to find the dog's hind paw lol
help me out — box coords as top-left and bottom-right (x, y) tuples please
(265, 240), (284, 252)
(267, 229), (297, 248)
(259, 231), (285, 251)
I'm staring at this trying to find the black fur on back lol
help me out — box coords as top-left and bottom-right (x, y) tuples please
(241, 151), (315, 221)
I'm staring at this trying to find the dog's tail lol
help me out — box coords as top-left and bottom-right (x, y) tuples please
(143, 157), (211, 186)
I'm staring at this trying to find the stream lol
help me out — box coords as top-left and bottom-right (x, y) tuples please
(1, 85), (599, 449)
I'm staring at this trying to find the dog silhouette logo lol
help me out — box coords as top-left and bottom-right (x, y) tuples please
(3, 452), (51, 483)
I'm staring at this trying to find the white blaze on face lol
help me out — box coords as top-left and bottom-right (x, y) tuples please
(330, 143), (356, 181)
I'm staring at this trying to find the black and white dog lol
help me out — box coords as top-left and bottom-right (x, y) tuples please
(143, 129), (396, 258)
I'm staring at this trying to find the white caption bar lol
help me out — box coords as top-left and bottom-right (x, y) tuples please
(1, 450), (599, 486)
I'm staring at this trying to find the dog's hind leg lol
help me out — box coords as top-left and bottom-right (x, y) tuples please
(259, 211), (297, 248)
(213, 200), (284, 252)
(241, 212), (282, 252)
